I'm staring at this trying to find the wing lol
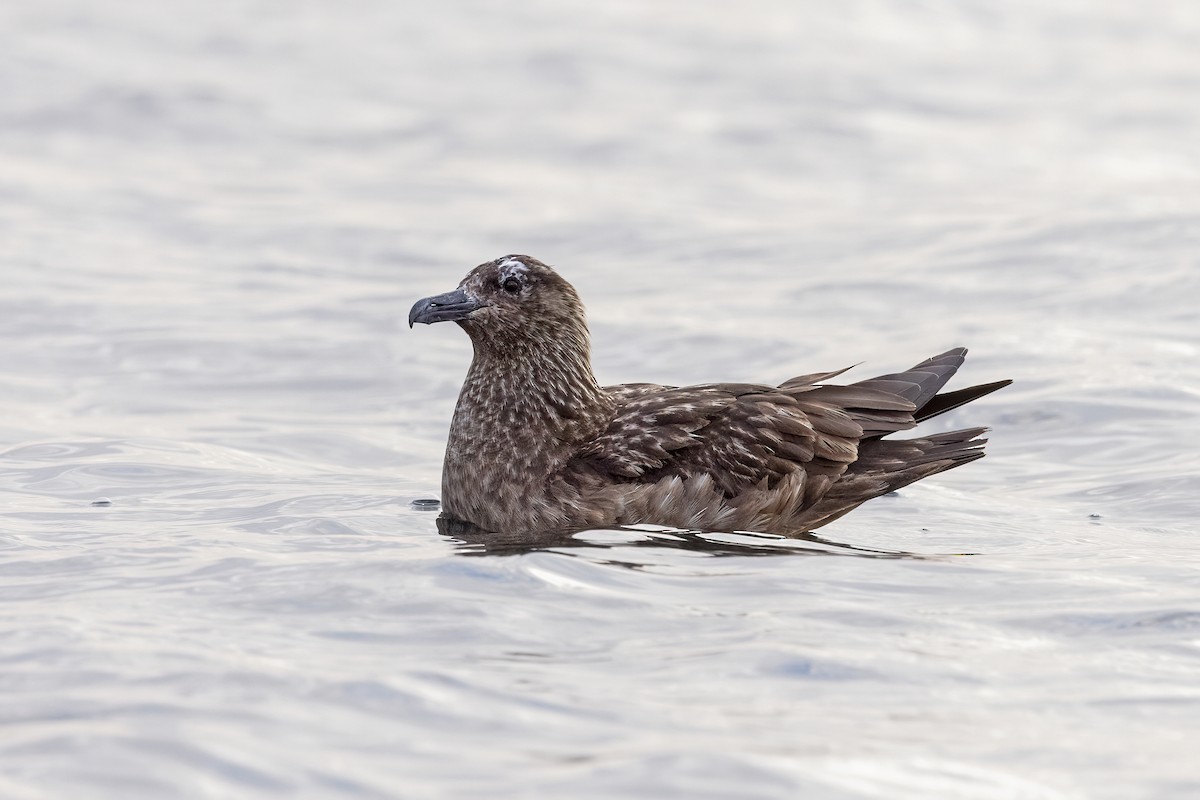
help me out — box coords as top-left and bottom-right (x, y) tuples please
(575, 374), (920, 505)
(569, 348), (1001, 532)
(578, 383), (744, 481)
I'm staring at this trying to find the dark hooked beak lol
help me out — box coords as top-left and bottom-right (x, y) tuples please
(408, 288), (482, 328)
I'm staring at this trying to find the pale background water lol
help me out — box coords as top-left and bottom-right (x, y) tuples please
(2, 1), (1199, 798)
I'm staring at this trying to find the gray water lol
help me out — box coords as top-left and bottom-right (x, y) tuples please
(2, 1), (1199, 798)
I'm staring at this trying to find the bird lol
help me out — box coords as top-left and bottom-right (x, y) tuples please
(409, 255), (1011, 536)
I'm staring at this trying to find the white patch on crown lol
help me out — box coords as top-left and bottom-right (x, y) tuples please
(497, 257), (529, 280)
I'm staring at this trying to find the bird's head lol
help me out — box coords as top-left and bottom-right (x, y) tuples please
(409, 255), (588, 355)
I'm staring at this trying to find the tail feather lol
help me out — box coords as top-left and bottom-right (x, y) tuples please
(854, 426), (990, 476)
(786, 427), (992, 532)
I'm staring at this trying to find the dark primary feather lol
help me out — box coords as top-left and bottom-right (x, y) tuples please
(914, 380), (1012, 423)
(411, 255), (1012, 535)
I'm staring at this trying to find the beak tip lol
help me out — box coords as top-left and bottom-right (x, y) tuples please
(408, 288), (478, 328)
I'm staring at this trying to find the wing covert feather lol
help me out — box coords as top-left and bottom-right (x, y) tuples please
(576, 381), (869, 498)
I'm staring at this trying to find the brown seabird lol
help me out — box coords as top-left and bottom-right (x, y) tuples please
(410, 255), (1011, 535)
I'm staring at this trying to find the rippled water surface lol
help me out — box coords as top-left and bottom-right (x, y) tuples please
(2, 2), (1199, 798)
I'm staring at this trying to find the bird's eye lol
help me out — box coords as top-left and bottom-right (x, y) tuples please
(502, 277), (521, 294)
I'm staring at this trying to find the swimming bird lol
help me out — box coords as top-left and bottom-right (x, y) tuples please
(409, 255), (1011, 536)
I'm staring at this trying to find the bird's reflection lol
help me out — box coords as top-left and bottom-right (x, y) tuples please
(436, 515), (938, 564)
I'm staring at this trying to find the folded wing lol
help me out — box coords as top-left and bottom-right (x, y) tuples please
(572, 348), (1005, 525)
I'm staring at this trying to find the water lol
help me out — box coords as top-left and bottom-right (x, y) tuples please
(2, 1), (1199, 797)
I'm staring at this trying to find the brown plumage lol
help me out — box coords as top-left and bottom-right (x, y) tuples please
(409, 255), (1011, 535)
